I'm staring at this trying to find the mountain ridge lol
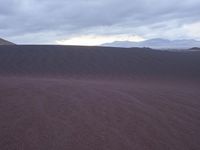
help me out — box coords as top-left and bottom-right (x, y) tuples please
(102, 38), (200, 49)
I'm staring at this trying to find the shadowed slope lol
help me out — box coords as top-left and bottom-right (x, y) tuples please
(0, 45), (200, 80)
(0, 38), (15, 45)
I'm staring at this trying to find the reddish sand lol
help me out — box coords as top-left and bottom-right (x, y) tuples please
(0, 76), (200, 150)
(0, 45), (200, 149)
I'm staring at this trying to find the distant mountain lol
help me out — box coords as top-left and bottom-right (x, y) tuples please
(102, 38), (200, 49)
(0, 38), (15, 45)
(190, 47), (200, 51)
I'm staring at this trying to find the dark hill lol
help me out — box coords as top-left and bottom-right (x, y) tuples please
(0, 38), (15, 45)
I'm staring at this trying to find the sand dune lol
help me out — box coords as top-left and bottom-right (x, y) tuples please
(0, 77), (200, 150)
(0, 45), (200, 79)
(0, 45), (200, 150)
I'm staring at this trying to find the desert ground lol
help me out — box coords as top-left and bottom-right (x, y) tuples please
(0, 45), (200, 150)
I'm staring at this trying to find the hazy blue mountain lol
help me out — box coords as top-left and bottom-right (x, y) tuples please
(102, 38), (200, 49)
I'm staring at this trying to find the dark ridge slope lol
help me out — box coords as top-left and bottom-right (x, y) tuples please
(0, 38), (15, 45)
(0, 45), (200, 79)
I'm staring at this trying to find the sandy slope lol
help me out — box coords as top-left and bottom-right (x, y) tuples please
(0, 45), (200, 149)
(0, 76), (200, 150)
(0, 45), (200, 80)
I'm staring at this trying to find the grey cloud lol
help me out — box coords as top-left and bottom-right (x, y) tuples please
(0, 0), (200, 43)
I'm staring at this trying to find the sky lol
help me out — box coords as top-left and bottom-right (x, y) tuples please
(0, 0), (200, 45)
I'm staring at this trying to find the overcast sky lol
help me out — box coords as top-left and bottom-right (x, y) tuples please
(1, 0), (200, 45)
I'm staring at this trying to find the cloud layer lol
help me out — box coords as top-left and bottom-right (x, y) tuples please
(1, 0), (200, 44)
